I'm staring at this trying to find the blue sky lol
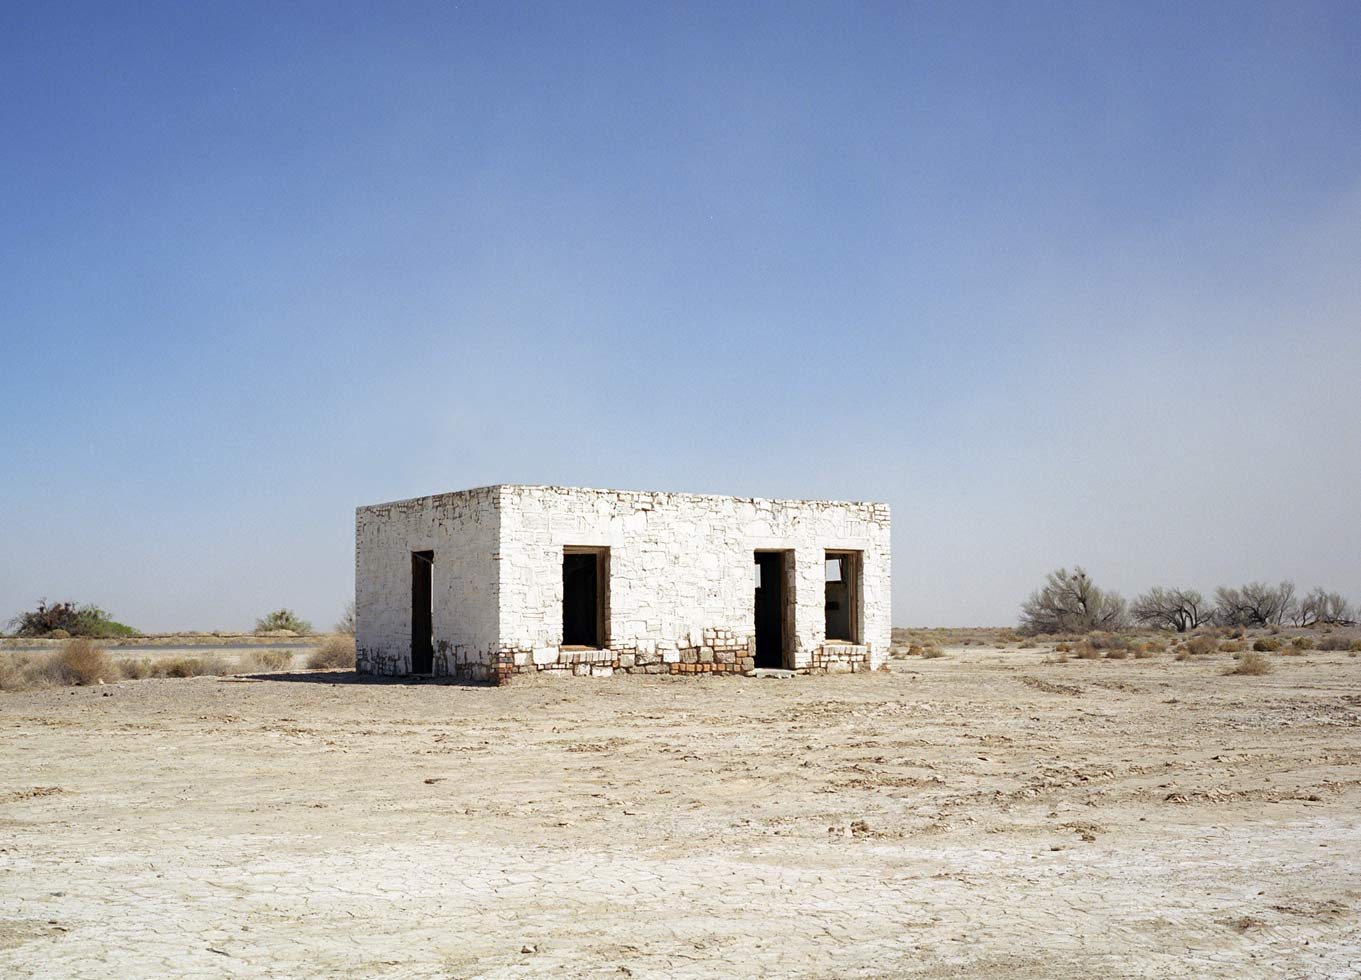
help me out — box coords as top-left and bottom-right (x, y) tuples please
(3, 2), (1360, 630)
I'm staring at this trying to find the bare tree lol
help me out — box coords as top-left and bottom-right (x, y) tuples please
(1131, 587), (1212, 632)
(1019, 567), (1128, 635)
(335, 600), (356, 635)
(1213, 581), (1297, 627)
(1294, 588), (1355, 627)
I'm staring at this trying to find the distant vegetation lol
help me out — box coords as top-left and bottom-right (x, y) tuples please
(0, 638), (222, 689)
(254, 608), (312, 635)
(6, 599), (140, 639)
(1020, 568), (1356, 634)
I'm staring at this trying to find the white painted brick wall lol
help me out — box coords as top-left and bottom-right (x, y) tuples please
(355, 485), (891, 679)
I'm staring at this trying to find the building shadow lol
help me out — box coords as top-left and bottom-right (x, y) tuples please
(231, 669), (493, 688)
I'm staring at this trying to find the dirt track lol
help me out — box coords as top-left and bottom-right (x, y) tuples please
(2, 648), (1359, 978)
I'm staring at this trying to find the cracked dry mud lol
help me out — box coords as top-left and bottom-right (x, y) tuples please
(2, 648), (1359, 978)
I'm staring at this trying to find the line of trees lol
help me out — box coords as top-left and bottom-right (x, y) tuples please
(1019, 567), (1357, 635)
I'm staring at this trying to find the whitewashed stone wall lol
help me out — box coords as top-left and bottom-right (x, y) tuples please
(355, 487), (500, 680)
(355, 484), (891, 682)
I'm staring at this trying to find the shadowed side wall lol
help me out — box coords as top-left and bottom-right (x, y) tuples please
(354, 488), (500, 679)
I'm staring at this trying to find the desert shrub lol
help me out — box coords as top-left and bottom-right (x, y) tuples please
(1253, 638), (1282, 653)
(1073, 641), (1102, 660)
(118, 658), (155, 680)
(2, 644), (125, 690)
(1142, 639), (1167, 654)
(1131, 643), (1156, 659)
(1185, 634), (1218, 656)
(49, 628), (71, 640)
(56, 639), (118, 685)
(307, 636), (355, 669)
(1291, 636), (1315, 651)
(0, 654), (29, 690)
(254, 609), (312, 635)
(242, 648), (293, 672)
(1227, 652), (1272, 676)
(1087, 632), (1132, 652)
(1105, 647), (1129, 660)
(1219, 640), (1244, 653)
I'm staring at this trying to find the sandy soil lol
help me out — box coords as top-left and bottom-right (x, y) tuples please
(1, 647), (1359, 979)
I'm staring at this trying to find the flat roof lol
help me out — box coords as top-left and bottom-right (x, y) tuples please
(358, 484), (888, 513)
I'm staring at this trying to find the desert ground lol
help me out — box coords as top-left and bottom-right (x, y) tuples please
(2, 635), (1359, 979)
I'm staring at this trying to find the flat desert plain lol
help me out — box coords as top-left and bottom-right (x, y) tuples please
(2, 645), (1359, 979)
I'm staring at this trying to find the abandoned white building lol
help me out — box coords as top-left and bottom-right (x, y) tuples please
(354, 485), (891, 683)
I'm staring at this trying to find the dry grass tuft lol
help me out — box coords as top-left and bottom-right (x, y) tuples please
(1252, 638), (1282, 653)
(0, 654), (30, 691)
(1227, 652), (1272, 676)
(307, 636), (355, 670)
(160, 656), (232, 678)
(241, 648), (293, 672)
(1219, 640), (1245, 653)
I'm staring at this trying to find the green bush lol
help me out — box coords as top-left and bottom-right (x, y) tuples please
(254, 609), (312, 635)
(7, 599), (139, 638)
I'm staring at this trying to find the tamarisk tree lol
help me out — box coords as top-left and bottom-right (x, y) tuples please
(1019, 567), (1128, 635)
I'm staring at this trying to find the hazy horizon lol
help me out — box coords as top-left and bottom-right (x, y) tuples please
(3, 3), (1360, 632)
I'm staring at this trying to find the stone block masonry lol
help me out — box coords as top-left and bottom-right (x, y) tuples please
(355, 485), (890, 683)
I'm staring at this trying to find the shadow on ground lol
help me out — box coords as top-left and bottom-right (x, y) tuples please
(229, 670), (492, 687)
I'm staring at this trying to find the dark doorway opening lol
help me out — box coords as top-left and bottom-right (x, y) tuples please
(563, 548), (608, 648)
(411, 550), (434, 673)
(824, 551), (861, 643)
(754, 551), (787, 669)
